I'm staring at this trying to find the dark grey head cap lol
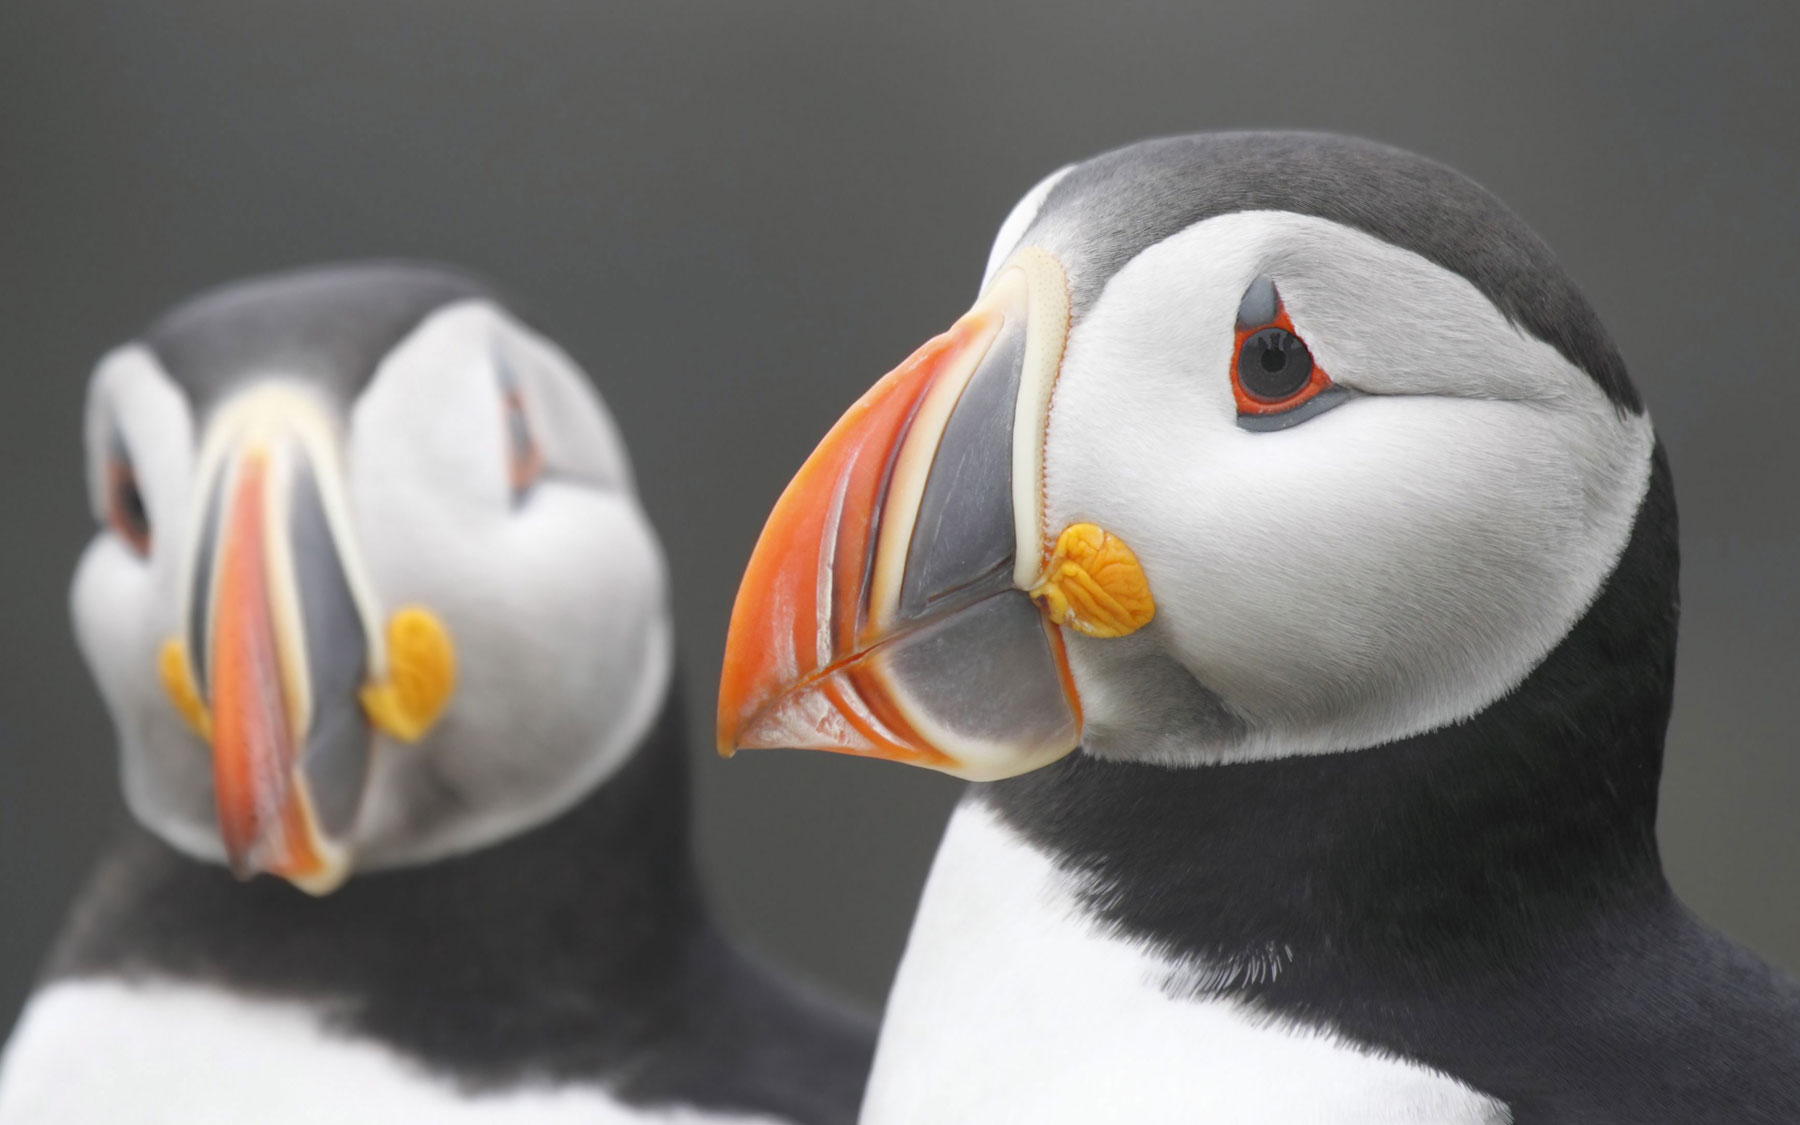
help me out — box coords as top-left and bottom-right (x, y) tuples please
(1021, 131), (1639, 412)
(145, 261), (504, 415)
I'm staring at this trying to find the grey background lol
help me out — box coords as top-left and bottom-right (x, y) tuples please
(2, 1), (1797, 1031)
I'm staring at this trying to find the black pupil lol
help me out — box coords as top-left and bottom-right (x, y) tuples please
(115, 471), (148, 535)
(1237, 327), (1313, 402)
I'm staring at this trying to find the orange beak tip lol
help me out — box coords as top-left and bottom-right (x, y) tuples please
(289, 859), (352, 897)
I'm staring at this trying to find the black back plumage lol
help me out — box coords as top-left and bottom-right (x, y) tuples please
(982, 448), (1800, 1123)
(47, 687), (874, 1125)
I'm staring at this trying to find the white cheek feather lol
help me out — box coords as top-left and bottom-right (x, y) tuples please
(0, 981), (784, 1125)
(1041, 211), (1654, 761)
(82, 347), (196, 534)
(345, 304), (673, 868)
(72, 350), (225, 863)
(862, 803), (1509, 1124)
(70, 537), (222, 863)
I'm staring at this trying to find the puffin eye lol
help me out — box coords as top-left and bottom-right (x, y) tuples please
(1236, 327), (1313, 401)
(105, 439), (152, 557)
(499, 368), (544, 498)
(1230, 275), (1345, 431)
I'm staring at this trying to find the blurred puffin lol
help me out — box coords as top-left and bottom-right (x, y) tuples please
(717, 133), (1800, 1123)
(0, 263), (872, 1124)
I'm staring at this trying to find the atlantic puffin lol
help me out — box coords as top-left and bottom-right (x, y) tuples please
(717, 133), (1800, 1123)
(0, 263), (873, 1123)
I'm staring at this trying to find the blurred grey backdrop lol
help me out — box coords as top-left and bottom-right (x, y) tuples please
(2, 1), (1797, 1030)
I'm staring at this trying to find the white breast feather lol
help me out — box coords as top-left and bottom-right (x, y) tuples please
(0, 980), (785, 1125)
(861, 802), (1511, 1125)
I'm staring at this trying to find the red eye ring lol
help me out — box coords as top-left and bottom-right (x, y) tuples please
(105, 454), (152, 557)
(1230, 303), (1334, 416)
(503, 385), (545, 496)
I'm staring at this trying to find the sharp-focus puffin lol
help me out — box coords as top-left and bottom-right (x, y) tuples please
(716, 133), (1800, 1123)
(1, 263), (873, 1124)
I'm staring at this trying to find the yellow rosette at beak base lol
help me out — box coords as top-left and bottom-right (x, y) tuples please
(158, 639), (213, 741)
(1030, 523), (1156, 639)
(360, 607), (457, 744)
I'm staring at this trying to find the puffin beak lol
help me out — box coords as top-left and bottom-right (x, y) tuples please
(719, 249), (1152, 781)
(157, 386), (456, 894)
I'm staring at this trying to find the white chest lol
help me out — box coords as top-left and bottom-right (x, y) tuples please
(861, 803), (1511, 1125)
(0, 979), (783, 1125)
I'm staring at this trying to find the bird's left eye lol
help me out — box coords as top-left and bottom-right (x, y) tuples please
(105, 439), (152, 557)
(500, 369), (545, 498)
(1230, 275), (1346, 431)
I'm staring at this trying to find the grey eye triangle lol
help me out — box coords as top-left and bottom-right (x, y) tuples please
(1237, 274), (1279, 329)
(107, 421), (134, 468)
(494, 344), (522, 394)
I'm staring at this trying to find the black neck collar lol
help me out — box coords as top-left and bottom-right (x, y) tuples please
(52, 686), (703, 1068)
(982, 446), (1679, 985)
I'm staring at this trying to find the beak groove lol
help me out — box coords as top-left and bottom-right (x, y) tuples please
(205, 440), (350, 890)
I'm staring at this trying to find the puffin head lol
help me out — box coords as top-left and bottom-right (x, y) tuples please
(718, 132), (1656, 781)
(73, 263), (671, 893)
